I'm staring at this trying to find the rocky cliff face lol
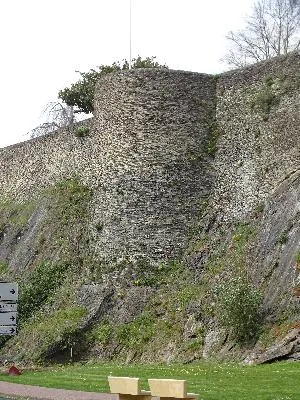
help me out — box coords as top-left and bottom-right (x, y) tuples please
(0, 54), (299, 364)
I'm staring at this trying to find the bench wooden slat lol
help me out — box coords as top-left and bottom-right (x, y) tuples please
(148, 379), (198, 399)
(108, 376), (141, 395)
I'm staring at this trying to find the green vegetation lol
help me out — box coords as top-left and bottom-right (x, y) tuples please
(251, 73), (300, 122)
(14, 306), (87, 362)
(186, 222), (262, 344)
(50, 177), (92, 226)
(216, 276), (262, 343)
(14, 177), (92, 323)
(75, 125), (89, 137)
(251, 76), (279, 121)
(46, 176), (92, 265)
(19, 260), (70, 322)
(0, 177), (94, 362)
(59, 56), (168, 114)
(117, 313), (155, 350)
(204, 108), (219, 157)
(0, 261), (8, 275)
(278, 231), (289, 245)
(202, 222), (257, 279)
(296, 251), (300, 267)
(89, 322), (112, 345)
(212, 224), (262, 343)
(259, 320), (300, 349)
(278, 72), (300, 93)
(133, 260), (184, 287)
(206, 123), (219, 157)
(0, 361), (299, 399)
(0, 198), (36, 231)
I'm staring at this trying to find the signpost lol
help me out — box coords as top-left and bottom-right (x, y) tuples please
(0, 283), (18, 301)
(0, 326), (17, 335)
(0, 282), (18, 335)
(0, 312), (17, 325)
(0, 302), (17, 312)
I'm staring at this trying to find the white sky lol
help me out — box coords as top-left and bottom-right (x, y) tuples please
(0, 0), (253, 148)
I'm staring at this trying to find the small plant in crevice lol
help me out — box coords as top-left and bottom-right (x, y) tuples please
(95, 221), (104, 232)
(202, 104), (219, 158)
(75, 125), (89, 138)
(296, 251), (300, 269)
(251, 76), (280, 121)
(0, 261), (8, 276)
(255, 202), (265, 213)
(278, 231), (289, 245)
(264, 75), (274, 87)
(205, 119), (219, 157)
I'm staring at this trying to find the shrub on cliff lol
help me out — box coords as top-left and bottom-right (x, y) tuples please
(216, 276), (262, 343)
(58, 56), (168, 114)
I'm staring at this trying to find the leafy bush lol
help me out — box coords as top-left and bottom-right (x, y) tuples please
(19, 261), (70, 322)
(89, 322), (112, 345)
(59, 56), (168, 114)
(19, 306), (87, 362)
(216, 276), (262, 343)
(117, 313), (155, 349)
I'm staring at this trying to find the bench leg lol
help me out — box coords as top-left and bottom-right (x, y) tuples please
(119, 395), (152, 400)
(158, 398), (197, 400)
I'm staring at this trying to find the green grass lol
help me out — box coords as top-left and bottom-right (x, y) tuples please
(0, 362), (299, 399)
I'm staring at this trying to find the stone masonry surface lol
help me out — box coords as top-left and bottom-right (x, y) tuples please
(0, 54), (299, 262)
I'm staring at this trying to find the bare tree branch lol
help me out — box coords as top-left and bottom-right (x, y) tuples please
(224, 0), (300, 67)
(28, 102), (75, 139)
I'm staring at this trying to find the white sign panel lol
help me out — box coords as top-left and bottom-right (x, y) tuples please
(0, 283), (18, 301)
(0, 312), (17, 325)
(0, 326), (17, 335)
(0, 302), (17, 312)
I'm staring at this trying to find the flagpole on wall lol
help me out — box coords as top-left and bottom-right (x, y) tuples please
(129, 0), (132, 68)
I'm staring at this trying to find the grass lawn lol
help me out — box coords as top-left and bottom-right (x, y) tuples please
(0, 361), (299, 400)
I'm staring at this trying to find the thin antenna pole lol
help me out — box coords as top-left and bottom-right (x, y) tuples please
(129, 0), (132, 68)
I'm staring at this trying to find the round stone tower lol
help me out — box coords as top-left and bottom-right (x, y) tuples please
(91, 68), (216, 262)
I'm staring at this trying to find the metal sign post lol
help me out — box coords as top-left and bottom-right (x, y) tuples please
(0, 282), (18, 335)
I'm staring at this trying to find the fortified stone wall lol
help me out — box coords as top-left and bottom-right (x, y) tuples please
(0, 54), (299, 262)
(0, 118), (96, 201)
(214, 52), (300, 221)
(91, 69), (216, 261)
(0, 69), (216, 263)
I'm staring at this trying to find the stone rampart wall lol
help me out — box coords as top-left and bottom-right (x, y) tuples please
(0, 54), (299, 260)
(214, 53), (300, 221)
(91, 69), (216, 261)
(0, 69), (216, 262)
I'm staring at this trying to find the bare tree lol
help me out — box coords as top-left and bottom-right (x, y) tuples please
(29, 102), (75, 139)
(224, 0), (300, 67)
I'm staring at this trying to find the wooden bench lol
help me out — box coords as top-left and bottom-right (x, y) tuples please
(148, 379), (198, 400)
(108, 376), (151, 400)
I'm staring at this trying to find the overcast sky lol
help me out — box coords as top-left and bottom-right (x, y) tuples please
(0, 0), (253, 148)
